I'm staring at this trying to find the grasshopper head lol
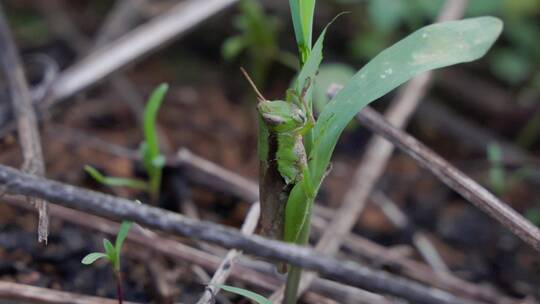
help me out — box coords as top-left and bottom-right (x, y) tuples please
(258, 100), (306, 133)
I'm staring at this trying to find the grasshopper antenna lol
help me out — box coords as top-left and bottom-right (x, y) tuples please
(240, 67), (266, 101)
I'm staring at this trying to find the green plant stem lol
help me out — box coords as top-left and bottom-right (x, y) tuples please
(115, 271), (124, 304)
(284, 216), (311, 304)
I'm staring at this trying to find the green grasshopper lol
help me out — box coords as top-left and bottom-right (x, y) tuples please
(241, 68), (314, 241)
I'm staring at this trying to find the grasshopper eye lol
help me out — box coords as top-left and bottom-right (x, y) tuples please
(262, 113), (286, 125)
(294, 108), (306, 124)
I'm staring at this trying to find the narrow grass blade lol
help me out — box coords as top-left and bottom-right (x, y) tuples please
(84, 165), (149, 191)
(81, 252), (107, 265)
(289, 0), (316, 63)
(115, 221), (132, 252)
(143, 83), (168, 162)
(214, 284), (271, 304)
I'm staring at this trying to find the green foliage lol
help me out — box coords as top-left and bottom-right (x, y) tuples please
(348, 0), (540, 88)
(8, 9), (50, 45)
(213, 284), (271, 304)
(83, 84), (168, 203)
(525, 208), (540, 227)
(285, 16), (503, 245)
(141, 84), (168, 200)
(82, 221), (133, 273)
(487, 143), (506, 196)
(255, 3), (502, 302)
(81, 252), (107, 265)
(84, 165), (149, 191)
(289, 0), (316, 64)
(486, 143), (531, 196)
(223, 0), (297, 85)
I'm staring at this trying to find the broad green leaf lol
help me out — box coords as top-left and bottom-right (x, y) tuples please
(311, 16), (502, 189)
(84, 165), (149, 191)
(285, 16), (503, 244)
(368, 0), (407, 33)
(115, 221), (132, 252)
(214, 284), (271, 304)
(81, 252), (107, 265)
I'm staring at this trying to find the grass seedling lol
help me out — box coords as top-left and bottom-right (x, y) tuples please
(487, 143), (507, 196)
(211, 284), (271, 304)
(487, 142), (530, 197)
(140, 83), (168, 202)
(84, 84), (168, 204)
(249, 1), (502, 303)
(84, 165), (149, 192)
(82, 221), (132, 304)
(223, 0), (298, 85)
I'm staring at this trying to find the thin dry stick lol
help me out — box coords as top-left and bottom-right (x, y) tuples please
(269, 1), (469, 301)
(36, 0), (172, 152)
(175, 148), (525, 303)
(94, 0), (148, 47)
(35, 128), (522, 302)
(49, 0), (238, 102)
(0, 165), (478, 304)
(196, 203), (260, 304)
(175, 125), (526, 303)
(0, 5), (49, 243)
(0, 281), (137, 304)
(3, 197), (394, 304)
(357, 106), (540, 251)
(309, 221), (519, 304)
(37, 130), (522, 302)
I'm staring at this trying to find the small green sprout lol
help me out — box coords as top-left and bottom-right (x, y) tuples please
(84, 165), (149, 191)
(487, 142), (530, 197)
(212, 284), (271, 304)
(140, 83), (168, 202)
(487, 143), (506, 196)
(82, 221), (132, 304)
(223, 0), (297, 85)
(84, 83), (168, 203)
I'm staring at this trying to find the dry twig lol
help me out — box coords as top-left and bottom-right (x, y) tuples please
(196, 203), (260, 304)
(50, 0), (238, 102)
(4, 197), (395, 304)
(36, 129), (522, 302)
(0, 281), (136, 304)
(0, 5), (49, 243)
(357, 106), (540, 251)
(0, 164), (476, 304)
